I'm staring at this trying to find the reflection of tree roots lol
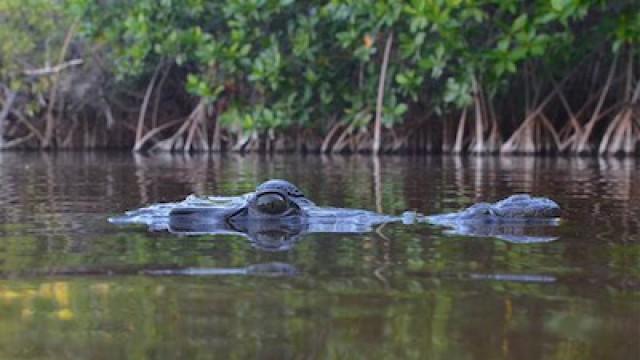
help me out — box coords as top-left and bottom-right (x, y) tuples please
(374, 223), (392, 290)
(374, 264), (390, 290)
(374, 222), (388, 240)
(375, 223), (392, 263)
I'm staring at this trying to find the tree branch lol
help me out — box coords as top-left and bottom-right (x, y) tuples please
(23, 59), (84, 76)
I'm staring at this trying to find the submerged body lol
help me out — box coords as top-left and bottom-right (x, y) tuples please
(110, 179), (562, 247)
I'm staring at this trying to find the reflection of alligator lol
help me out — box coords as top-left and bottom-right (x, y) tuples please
(0, 262), (298, 278)
(143, 262), (298, 277)
(0, 262), (562, 284)
(109, 179), (562, 247)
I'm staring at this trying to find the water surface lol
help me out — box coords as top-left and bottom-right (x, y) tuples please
(0, 153), (638, 359)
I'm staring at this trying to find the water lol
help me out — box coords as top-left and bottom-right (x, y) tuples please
(0, 152), (638, 359)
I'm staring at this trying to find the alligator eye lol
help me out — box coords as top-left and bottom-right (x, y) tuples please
(256, 193), (289, 215)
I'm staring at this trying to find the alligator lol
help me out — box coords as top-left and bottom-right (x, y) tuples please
(109, 179), (562, 248)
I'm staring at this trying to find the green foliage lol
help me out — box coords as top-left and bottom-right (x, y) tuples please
(0, 0), (63, 79)
(0, 0), (71, 115)
(611, 6), (640, 51)
(48, 0), (640, 133)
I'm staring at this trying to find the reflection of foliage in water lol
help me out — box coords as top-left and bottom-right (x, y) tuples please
(0, 153), (639, 358)
(0, 224), (637, 358)
(0, 274), (636, 359)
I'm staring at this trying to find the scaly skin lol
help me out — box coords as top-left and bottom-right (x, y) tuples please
(110, 180), (562, 246)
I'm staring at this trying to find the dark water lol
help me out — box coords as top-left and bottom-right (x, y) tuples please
(0, 153), (638, 359)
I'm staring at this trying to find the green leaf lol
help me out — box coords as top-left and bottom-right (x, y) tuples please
(512, 14), (527, 31)
(551, 0), (568, 12)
